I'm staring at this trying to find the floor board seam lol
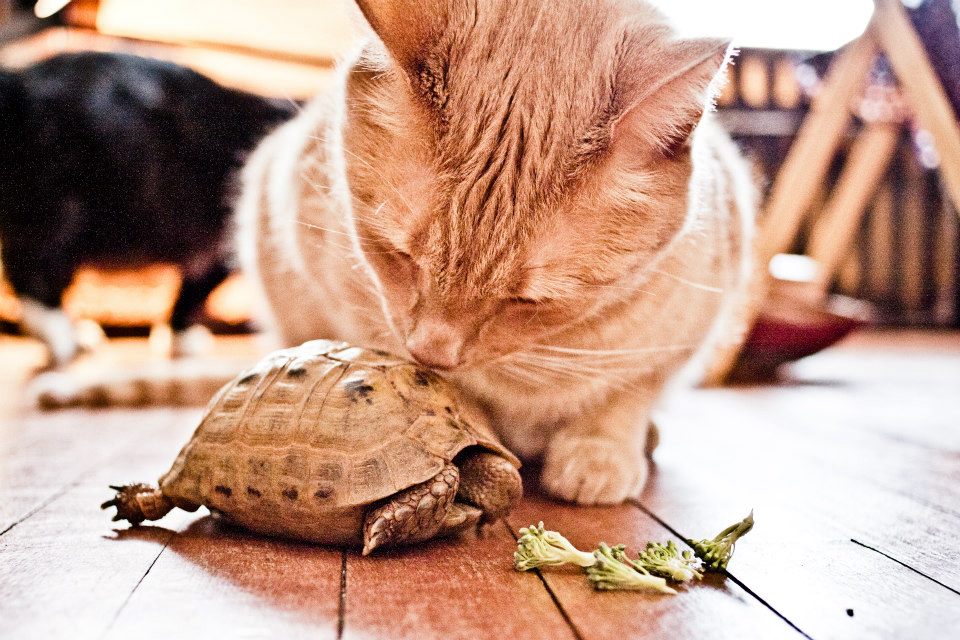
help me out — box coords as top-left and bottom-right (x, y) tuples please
(850, 538), (960, 597)
(98, 528), (177, 639)
(337, 549), (347, 640)
(502, 519), (586, 640)
(0, 478), (80, 538)
(0, 426), (156, 539)
(631, 500), (816, 640)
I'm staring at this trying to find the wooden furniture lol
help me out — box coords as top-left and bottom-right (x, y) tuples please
(757, 0), (960, 279)
(716, 0), (960, 381)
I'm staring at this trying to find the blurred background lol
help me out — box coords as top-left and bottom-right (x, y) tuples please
(0, 0), (958, 361)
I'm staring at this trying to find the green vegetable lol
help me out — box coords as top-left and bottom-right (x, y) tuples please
(633, 540), (704, 582)
(513, 522), (596, 571)
(513, 511), (755, 594)
(686, 511), (754, 572)
(586, 543), (677, 594)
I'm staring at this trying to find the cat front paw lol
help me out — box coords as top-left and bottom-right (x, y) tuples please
(541, 433), (649, 505)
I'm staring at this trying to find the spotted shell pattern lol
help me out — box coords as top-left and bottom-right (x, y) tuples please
(158, 340), (515, 545)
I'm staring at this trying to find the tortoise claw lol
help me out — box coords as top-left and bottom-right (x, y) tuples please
(361, 533), (385, 556)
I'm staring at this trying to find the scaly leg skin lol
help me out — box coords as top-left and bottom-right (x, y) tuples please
(101, 483), (175, 525)
(362, 463), (462, 555)
(541, 386), (658, 505)
(457, 452), (522, 524)
(438, 502), (483, 536)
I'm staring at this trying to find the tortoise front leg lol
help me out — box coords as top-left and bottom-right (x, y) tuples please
(362, 463), (465, 555)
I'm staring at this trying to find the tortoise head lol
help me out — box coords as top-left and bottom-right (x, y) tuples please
(456, 449), (523, 523)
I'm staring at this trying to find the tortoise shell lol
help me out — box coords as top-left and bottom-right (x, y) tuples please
(158, 340), (517, 544)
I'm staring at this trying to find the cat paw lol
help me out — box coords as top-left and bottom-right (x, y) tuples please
(541, 433), (648, 505)
(27, 370), (83, 409)
(154, 324), (212, 359)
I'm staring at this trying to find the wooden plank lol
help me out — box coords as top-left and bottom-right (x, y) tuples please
(655, 388), (960, 571)
(0, 27), (331, 99)
(105, 517), (342, 639)
(637, 461), (960, 640)
(806, 122), (901, 294)
(91, 0), (356, 63)
(640, 340), (960, 639)
(865, 182), (895, 303)
(343, 522), (575, 640)
(787, 330), (960, 452)
(872, 0), (960, 216)
(507, 493), (803, 640)
(756, 32), (877, 269)
(1, 407), (345, 639)
(835, 244), (862, 297)
(0, 390), (202, 533)
(933, 183), (958, 323)
(3, 333), (959, 640)
(0, 411), (199, 639)
(899, 148), (928, 320)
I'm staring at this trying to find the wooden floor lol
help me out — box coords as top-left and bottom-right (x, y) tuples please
(1, 330), (958, 640)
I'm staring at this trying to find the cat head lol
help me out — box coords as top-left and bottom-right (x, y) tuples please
(343, 0), (731, 371)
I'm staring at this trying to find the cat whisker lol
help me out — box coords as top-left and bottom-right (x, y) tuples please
(307, 133), (418, 220)
(649, 268), (724, 293)
(496, 361), (544, 386)
(532, 344), (698, 359)
(496, 353), (600, 383)
(294, 218), (370, 241)
(297, 173), (399, 240)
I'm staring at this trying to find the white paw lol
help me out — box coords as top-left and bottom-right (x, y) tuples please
(27, 370), (83, 409)
(152, 324), (213, 359)
(170, 325), (213, 358)
(541, 433), (649, 505)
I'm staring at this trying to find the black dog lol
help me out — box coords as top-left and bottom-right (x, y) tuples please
(0, 51), (295, 365)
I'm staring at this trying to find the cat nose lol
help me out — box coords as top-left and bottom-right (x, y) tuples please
(405, 320), (463, 371)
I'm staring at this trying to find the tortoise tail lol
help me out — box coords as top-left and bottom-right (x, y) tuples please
(101, 483), (174, 524)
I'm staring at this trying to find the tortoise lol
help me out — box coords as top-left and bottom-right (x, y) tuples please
(102, 340), (522, 554)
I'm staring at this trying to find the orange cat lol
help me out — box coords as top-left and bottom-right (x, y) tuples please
(31, 0), (754, 504)
(237, 0), (755, 505)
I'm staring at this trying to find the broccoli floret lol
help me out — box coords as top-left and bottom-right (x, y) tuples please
(514, 522), (596, 571)
(633, 540), (704, 582)
(586, 543), (677, 594)
(686, 511), (754, 572)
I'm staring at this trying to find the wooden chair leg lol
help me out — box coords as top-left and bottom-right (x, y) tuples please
(806, 121), (901, 296)
(755, 32), (878, 270)
(872, 0), (960, 215)
(709, 34), (879, 384)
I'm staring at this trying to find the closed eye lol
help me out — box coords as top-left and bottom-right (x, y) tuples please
(508, 296), (548, 306)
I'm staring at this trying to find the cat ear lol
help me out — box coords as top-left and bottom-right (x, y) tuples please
(353, 0), (444, 68)
(613, 38), (733, 157)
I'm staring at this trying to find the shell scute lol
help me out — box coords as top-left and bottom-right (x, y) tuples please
(346, 452), (394, 505)
(405, 415), (478, 460)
